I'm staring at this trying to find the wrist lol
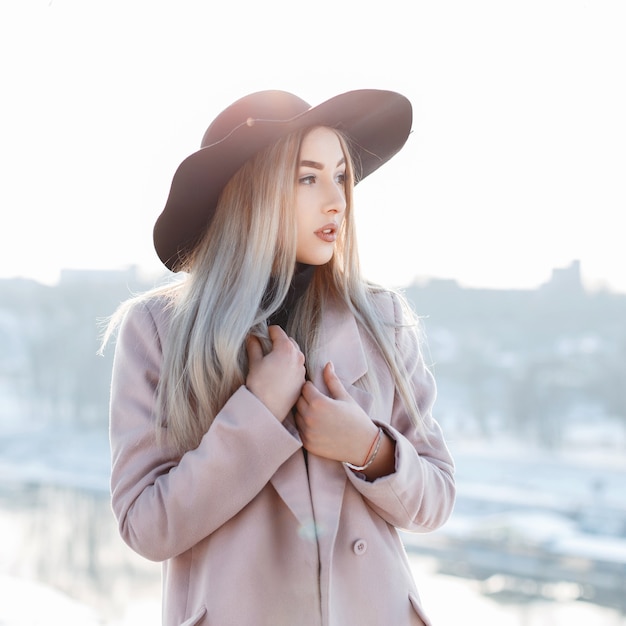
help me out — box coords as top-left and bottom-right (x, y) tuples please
(343, 426), (384, 472)
(245, 384), (289, 422)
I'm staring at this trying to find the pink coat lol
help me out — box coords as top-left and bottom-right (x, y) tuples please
(109, 291), (455, 626)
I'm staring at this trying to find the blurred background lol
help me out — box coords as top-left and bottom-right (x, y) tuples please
(1, 0), (625, 624)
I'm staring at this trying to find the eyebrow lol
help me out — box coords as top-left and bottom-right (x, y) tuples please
(299, 157), (345, 170)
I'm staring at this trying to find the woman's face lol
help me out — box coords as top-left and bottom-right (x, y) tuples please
(294, 127), (347, 265)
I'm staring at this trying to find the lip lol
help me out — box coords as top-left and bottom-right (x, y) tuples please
(314, 223), (338, 243)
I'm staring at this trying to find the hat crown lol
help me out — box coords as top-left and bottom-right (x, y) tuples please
(156, 89), (412, 271)
(201, 91), (312, 148)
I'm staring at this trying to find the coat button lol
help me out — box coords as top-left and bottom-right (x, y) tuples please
(353, 539), (367, 555)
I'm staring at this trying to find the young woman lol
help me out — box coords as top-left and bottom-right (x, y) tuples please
(107, 89), (455, 626)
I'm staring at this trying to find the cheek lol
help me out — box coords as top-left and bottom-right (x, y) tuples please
(294, 212), (308, 252)
(294, 199), (312, 233)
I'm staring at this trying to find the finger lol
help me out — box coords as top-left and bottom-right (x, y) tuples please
(267, 324), (289, 343)
(300, 380), (321, 403)
(323, 362), (349, 400)
(246, 335), (264, 365)
(295, 392), (309, 416)
(294, 416), (308, 446)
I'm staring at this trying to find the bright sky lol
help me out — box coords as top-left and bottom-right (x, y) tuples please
(1, 0), (625, 292)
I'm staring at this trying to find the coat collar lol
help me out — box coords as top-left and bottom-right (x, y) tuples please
(310, 298), (369, 394)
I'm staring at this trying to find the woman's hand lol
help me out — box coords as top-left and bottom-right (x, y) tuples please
(246, 325), (306, 421)
(295, 362), (396, 479)
(295, 361), (379, 463)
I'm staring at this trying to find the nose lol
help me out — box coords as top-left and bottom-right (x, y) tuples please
(323, 181), (346, 215)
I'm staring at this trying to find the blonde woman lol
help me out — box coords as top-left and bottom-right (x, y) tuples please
(107, 90), (455, 626)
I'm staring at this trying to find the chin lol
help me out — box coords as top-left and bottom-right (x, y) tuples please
(296, 253), (334, 266)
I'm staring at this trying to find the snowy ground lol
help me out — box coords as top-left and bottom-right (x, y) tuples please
(1, 558), (623, 626)
(1, 424), (625, 625)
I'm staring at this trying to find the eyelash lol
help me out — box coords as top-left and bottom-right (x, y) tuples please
(298, 173), (346, 185)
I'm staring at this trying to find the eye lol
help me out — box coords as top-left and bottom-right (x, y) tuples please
(299, 174), (316, 185)
(335, 171), (346, 185)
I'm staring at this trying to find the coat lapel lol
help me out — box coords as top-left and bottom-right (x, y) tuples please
(270, 300), (374, 549)
(308, 301), (374, 559)
(310, 300), (370, 400)
(269, 415), (315, 532)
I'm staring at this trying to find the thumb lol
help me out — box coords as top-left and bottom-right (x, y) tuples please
(323, 362), (350, 400)
(267, 324), (288, 344)
(246, 334), (264, 366)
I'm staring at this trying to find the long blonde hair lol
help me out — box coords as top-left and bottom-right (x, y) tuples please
(105, 126), (425, 454)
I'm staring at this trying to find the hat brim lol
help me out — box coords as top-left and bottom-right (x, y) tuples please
(154, 89), (412, 271)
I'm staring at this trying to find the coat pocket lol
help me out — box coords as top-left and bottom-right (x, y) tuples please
(181, 606), (207, 626)
(408, 593), (431, 626)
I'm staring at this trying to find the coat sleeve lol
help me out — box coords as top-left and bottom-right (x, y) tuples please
(345, 292), (456, 533)
(109, 298), (302, 562)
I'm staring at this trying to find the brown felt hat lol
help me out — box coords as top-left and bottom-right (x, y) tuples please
(153, 89), (412, 271)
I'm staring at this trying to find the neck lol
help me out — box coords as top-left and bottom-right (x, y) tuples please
(266, 263), (315, 329)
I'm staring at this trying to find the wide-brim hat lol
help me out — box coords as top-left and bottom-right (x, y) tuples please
(154, 89), (412, 271)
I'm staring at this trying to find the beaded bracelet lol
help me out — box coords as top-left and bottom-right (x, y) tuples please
(343, 427), (383, 472)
